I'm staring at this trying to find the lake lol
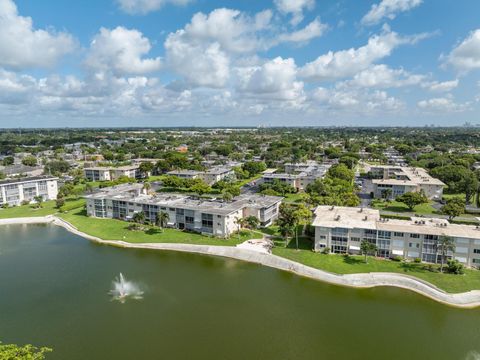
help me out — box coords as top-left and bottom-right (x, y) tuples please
(1, 224), (480, 360)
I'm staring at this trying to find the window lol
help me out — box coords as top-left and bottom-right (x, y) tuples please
(473, 259), (480, 264)
(351, 237), (360, 242)
(409, 233), (420, 238)
(393, 232), (404, 237)
(319, 235), (326, 240)
(474, 249), (480, 254)
(201, 213), (213, 228)
(318, 244), (326, 248)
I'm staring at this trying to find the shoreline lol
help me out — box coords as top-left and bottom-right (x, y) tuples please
(2, 216), (480, 308)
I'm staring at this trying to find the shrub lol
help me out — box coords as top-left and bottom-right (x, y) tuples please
(414, 257), (422, 263)
(446, 259), (465, 275)
(322, 246), (330, 254)
(21, 200), (30, 206)
(392, 256), (403, 262)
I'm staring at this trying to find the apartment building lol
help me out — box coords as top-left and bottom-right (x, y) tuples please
(312, 206), (480, 268)
(0, 176), (58, 206)
(167, 166), (235, 185)
(262, 161), (331, 191)
(85, 184), (282, 237)
(84, 165), (140, 182)
(369, 165), (445, 200)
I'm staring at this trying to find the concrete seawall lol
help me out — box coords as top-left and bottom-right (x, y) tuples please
(2, 216), (480, 308)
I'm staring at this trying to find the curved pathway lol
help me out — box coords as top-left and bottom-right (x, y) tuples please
(2, 216), (480, 308)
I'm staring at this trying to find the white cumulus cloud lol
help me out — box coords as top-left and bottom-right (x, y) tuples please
(445, 29), (480, 73)
(0, 0), (75, 70)
(361, 0), (423, 26)
(299, 27), (427, 82)
(85, 27), (162, 75)
(274, 0), (315, 26)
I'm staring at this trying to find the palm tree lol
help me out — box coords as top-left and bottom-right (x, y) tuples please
(155, 211), (169, 232)
(360, 240), (377, 264)
(437, 235), (455, 273)
(33, 195), (43, 208)
(132, 211), (145, 224)
(234, 217), (246, 241)
(143, 182), (151, 194)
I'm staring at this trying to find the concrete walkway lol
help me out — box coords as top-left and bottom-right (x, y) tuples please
(1, 216), (480, 308)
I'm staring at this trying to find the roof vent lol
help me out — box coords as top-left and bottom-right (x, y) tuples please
(364, 215), (368, 221)
(335, 215), (341, 221)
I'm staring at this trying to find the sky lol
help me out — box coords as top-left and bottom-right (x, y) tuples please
(0, 0), (480, 128)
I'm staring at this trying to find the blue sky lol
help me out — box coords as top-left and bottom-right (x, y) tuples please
(1, 0), (479, 127)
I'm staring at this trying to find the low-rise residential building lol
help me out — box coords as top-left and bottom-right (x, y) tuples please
(167, 170), (201, 179)
(262, 161), (331, 191)
(200, 166), (235, 185)
(312, 206), (480, 268)
(85, 184), (282, 237)
(369, 165), (445, 200)
(84, 165), (141, 182)
(0, 176), (58, 206)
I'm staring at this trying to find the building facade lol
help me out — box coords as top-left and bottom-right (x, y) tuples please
(369, 165), (445, 200)
(84, 166), (141, 182)
(312, 206), (480, 268)
(85, 184), (282, 238)
(0, 176), (58, 206)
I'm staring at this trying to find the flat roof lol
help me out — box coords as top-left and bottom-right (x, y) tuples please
(0, 176), (58, 186)
(86, 188), (282, 216)
(312, 206), (480, 239)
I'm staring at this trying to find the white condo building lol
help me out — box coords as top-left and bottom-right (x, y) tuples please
(0, 176), (58, 206)
(312, 206), (480, 268)
(85, 184), (282, 238)
(368, 165), (445, 200)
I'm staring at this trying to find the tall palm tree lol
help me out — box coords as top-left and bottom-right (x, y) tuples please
(155, 211), (169, 232)
(143, 182), (151, 194)
(437, 235), (455, 273)
(132, 211), (145, 224)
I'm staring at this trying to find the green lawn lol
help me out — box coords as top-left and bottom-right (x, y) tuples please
(372, 200), (438, 215)
(272, 238), (480, 293)
(283, 193), (305, 203)
(0, 198), (86, 219)
(58, 208), (261, 246)
(0, 200), (58, 219)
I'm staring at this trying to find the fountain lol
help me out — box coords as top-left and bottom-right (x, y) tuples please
(109, 273), (144, 303)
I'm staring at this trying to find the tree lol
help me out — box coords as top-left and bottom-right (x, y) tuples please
(446, 259), (465, 275)
(142, 182), (151, 194)
(381, 188), (392, 201)
(277, 204), (297, 247)
(327, 163), (355, 183)
(55, 197), (65, 209)
(2, 156), (14, 166)
(85, 183), (94, 194)
(0, 342), (52, 360)
(293, 204), (312, 250)
(437, 236), (455, 273)
(21, 156), (37, 167)
(155, 211), (169, 231)
(139, 162), (154, 177)
(190, 181), (211, 196)
(132, 211), (145, 224)
(245, 216), (260, 230)
(33, 195), (43, 208)
(360, 240), (377, 264)
(396, 191), (428, 211)
(44, 160), (70, 175)
(441, 197), (465, 220)
(242, 161), (267, 176)
(222, 190), (233, 202)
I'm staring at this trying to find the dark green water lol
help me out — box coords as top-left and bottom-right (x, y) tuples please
(1, 224), (480, 360)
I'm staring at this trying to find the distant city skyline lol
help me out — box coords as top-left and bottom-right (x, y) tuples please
(0, 0), (479, 127)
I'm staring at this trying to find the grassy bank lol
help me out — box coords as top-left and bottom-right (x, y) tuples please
(0, 198), (85, 219)
(272, 238), (480, 293)
(371, 199), (438, 215)
(58, 208), (261, 246)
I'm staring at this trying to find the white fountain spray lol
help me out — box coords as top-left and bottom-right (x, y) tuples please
(109, 273), (144, 303)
